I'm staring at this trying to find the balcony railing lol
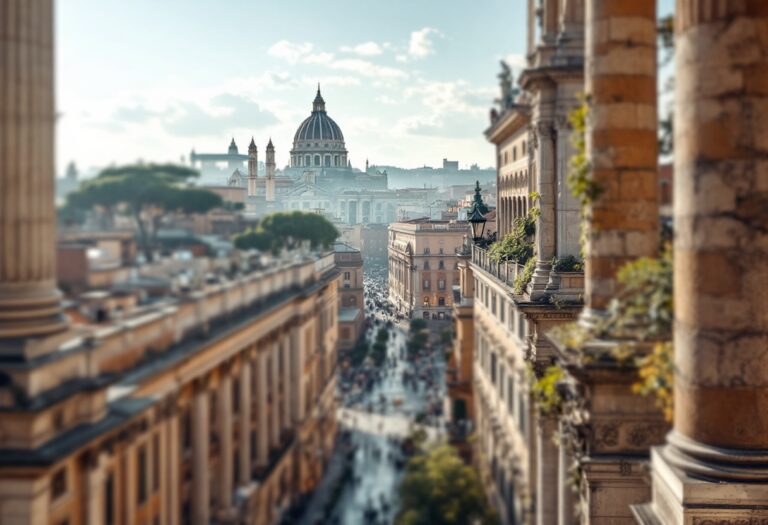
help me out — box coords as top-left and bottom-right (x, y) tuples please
(470, 244), (523, 288)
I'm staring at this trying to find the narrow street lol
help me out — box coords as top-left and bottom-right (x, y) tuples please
(300, 264), (447, 525)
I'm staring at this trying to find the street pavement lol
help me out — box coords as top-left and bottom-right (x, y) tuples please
(299, 264), (447, 525)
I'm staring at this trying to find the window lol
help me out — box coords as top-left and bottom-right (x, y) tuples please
(137, 444), (147, 505)
(424, 247), (430, 254)
(344, 271), (350, 280)
(507, 375), (515, 416)
(438, 279), (445, 290)
(439, 247), (444, 254)
(438, 260), (445, 270)
(438, 297), (445, 306)
(314, 154), (321, 166)
(423, 279), (430, 290)
(490, 352), (498, 385)
(51, 468), (67, 501)
(423, 261), (430, 270)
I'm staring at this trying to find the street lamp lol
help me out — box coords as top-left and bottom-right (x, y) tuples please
(468, 204), (487, 243)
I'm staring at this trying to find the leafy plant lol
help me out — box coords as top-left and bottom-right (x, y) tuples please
(531, 364), (565, 416)
(552, 255), (584, 272)
(634, 341), (674, 421)
(513, 257), (536, 295)
(567, 99), (601, 210)
(397, 445), (499, 525)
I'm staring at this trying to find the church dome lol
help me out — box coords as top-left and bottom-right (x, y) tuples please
(290, 86), (349, 170)
(293, 87), (345, 142)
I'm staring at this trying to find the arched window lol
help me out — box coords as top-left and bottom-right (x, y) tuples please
(324, 155), (331, 167)
(305, 155), (310, 166)
(314, 155), (320, 166)
(334, 155), (340, 166)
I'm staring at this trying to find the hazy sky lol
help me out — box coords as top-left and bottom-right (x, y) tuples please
(56, 0), (673, 176)
(56, 0), (528, 175)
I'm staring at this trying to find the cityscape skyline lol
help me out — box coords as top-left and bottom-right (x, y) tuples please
(55, 0), (531, 176)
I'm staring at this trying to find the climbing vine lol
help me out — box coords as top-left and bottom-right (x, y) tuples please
(513, 257), (536, 295)
(529, 364), (566, 416)
(566, 99), (601, 209)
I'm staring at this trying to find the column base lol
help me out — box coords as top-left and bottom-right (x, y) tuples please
(0, 282), (67, 341)
(527, 261), (552, 300)
(633, 440), (768, 525)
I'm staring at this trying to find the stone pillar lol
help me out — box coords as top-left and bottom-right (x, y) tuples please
(529, 121), (556, 299)
(557, 422), (576, 525)
(167, 404), (181, 525)
(0, 0), (67, 340)
(85, 453), (106, 525)
(218, 370), (234, 514)
(555, 118), (581, 260)
(543, 0), (560, 42)
(256, 351), (269, 466)
(289, 326), (302, 425)
(281, 335), (292, 431)
(536, 416), (559, 525)
(583, 0), (658, 315)
(270, 341), (281, 446)
(192, 383), (210, 525)
(527, 0), (536, 61)
(239, 359), (252, 485)
(635, 2), (768, 523)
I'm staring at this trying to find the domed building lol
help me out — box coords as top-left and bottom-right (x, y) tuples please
(290, 86), (349, 169)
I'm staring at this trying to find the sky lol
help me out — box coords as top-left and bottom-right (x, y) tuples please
(55, 0), (529, 176)
(56, 0), (674, 178)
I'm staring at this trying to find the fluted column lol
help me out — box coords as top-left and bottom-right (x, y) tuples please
(192, 383), (210, 525)
(218, 370), (234, 513)
(0, 0), (66, 339)
(239, 359), (252, 485)
(583, 0), (658, 314)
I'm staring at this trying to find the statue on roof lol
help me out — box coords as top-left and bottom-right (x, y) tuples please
(495, 60), (518, 111)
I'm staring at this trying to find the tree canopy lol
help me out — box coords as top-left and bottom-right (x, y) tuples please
(397, 445), (498, 525)
(63, 163), (223, 260)
(233, 211), (339, 253)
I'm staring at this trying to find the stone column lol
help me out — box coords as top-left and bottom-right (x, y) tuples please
(583, 0), (658, 315)
(218, 370), (234, 514)
(289, 326), (302, 425)
(192, 382), (210, 525)
(529, 121), (556, 299)
(281, 335), (292, 431)
(557, 421), (576, 525)
(270, 341), (281, 446)
(527, 0), (536, 59)
(0, 0), (67, 340)
(543, 0), (560, 42)
(85, 452), (106, 525)
(239, 359), (252, 485)
(256, 351), (269, 466)
(167, 404), (181, 525)
(636, 2), (768, 523)
(536, 416), (558, 525)
(555, 118), (581, 260)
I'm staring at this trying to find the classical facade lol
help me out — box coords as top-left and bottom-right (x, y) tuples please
(0, 5), (339, 525)
(387, 219), (467, 320)
(334, 242), (365, 350)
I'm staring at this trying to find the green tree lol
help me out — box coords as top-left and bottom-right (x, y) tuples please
(376, 327), (389, 344)
(65, 164), (222, 261)
(234, 211), (339, 253)
(397, 445), (498, 525)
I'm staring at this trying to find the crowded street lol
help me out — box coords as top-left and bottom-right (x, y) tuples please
(299, 263), (448, 525)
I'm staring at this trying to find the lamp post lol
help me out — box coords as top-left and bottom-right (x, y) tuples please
(468, 205), (487, 244)
(468, 180), (488, 244)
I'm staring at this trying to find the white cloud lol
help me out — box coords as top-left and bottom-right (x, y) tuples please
(303, 52), (335, 64)
(504, 53), (527, 69)
(407, 27), (442, 60)
(330, 59), (407, 79)
(268, 40), (313, 64)
(375, 95), (398, 105)
(340, 42), (383, 56)
(302, 76), (361, 87)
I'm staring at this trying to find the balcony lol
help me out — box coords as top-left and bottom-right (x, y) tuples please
(470, 244), (524, 288)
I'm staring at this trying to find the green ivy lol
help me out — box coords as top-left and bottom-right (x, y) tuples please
(513, 257), (536, 295)
(567, 98), (601, 209)
(530, 364), (565, 416)
(551, 255), (584, 272)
